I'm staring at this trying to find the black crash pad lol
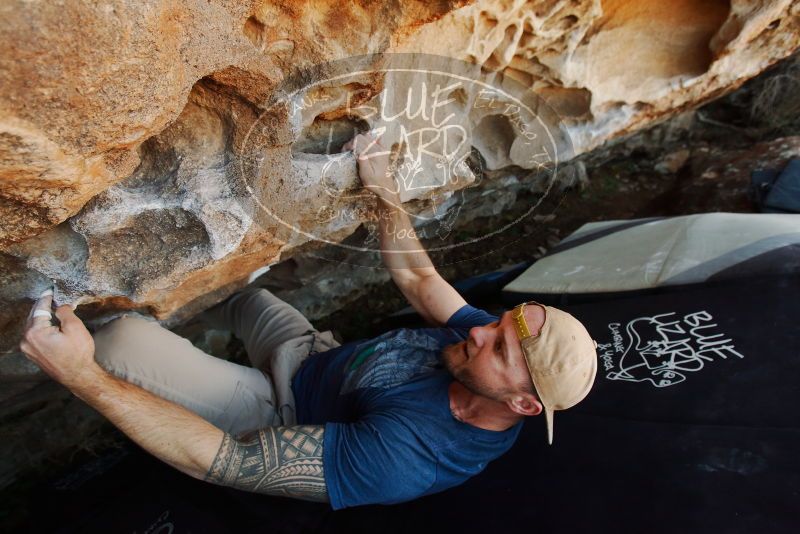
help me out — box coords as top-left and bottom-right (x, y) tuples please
(27, 275), (800, 533)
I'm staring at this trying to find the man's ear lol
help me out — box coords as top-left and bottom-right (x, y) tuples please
(507, 393), (542, 417)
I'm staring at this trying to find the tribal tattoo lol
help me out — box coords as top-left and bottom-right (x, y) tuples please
(204, 425), (328, 502)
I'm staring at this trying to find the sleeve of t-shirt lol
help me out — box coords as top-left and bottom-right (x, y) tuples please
(445, 304), (500, 329)
(323, 412), (437, 510)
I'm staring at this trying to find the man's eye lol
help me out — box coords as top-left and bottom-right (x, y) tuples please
(494, 340), (502, 354)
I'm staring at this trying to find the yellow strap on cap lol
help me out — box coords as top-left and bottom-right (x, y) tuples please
(512, 302), (531, 339)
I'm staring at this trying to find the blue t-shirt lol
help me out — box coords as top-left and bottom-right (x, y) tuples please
(291, 304), (524, 510)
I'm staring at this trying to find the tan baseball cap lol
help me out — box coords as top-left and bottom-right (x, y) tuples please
(511, 301), (598, 445)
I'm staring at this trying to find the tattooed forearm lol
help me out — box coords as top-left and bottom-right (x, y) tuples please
(204, 425), (328, 502)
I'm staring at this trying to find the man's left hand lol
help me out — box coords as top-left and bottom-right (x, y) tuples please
(19, 290), (100, 389)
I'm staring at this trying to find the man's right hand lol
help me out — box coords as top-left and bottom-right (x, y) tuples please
(344, 133), (466, 327)
(343, 132), (401, 204)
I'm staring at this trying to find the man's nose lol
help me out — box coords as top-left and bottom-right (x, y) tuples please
(469, 325), (490, 347)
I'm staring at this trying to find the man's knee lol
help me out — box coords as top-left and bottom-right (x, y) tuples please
(232, 286), (285, 310)
(93, 315), (155, 371)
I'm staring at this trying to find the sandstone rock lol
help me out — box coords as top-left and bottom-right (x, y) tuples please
(0, 0), (798, 382)
(0, 0), (469, 351)
(398, 0), (800, 153)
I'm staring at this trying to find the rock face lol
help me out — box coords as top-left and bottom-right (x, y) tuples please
(1, 1), (799, 387)
(400, 0), (800, 151)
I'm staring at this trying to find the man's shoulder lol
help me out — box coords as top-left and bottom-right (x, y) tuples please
(445, 303), (500, 329)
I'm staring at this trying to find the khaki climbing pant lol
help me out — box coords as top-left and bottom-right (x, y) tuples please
(92, 287), (340, 437)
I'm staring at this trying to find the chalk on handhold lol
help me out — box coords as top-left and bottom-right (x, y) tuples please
(50, 280), (84, 310)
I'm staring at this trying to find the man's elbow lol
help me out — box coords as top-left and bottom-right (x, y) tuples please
(389, 266), (436, 288)
(201, 428), (330, 502)
(158, 454), (211, 482)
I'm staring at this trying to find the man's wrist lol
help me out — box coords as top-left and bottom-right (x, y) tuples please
(376, 192), (401, 208)
(66, 363), (112, 401)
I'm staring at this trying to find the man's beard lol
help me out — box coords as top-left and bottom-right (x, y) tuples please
(441, 342), (507, 403)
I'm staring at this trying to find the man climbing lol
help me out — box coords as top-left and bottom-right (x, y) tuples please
(19, 133), (597, 510)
